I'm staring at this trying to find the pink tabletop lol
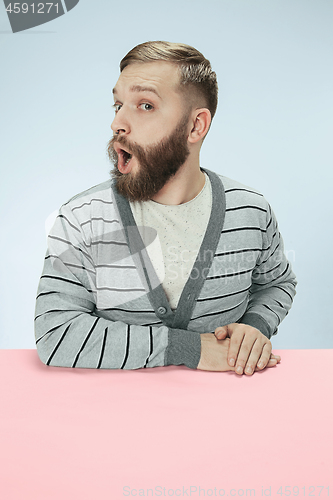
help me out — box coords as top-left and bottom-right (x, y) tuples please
(0, 349), (332, 500)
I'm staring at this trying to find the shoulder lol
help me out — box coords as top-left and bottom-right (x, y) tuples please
(58, 179), (120, 227)
(63, 179), (114, 207)
(206, 170), (269, 212)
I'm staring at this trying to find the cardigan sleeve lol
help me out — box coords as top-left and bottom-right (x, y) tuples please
(238, 202), (297, 339)
(34, 203), (201, 370)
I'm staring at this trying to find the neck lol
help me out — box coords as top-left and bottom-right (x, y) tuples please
(151, 156), (205, 206)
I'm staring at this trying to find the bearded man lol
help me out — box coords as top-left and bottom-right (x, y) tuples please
(34, 41), (297, 375)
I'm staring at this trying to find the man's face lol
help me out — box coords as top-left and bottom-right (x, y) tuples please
(107, 61), (191, 202)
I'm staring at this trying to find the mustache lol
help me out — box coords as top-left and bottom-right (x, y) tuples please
(109, 134), (131, 151)
(107, 131), (184, 166)
(107, 134), (144, 165)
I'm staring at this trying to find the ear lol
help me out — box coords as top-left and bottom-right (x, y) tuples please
(188, 108), (211, 144)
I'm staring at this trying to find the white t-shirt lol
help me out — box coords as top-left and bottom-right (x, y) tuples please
(130, 172), (212, 309)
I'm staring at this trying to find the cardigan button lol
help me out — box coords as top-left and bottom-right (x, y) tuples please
(157, 306), (167, 315)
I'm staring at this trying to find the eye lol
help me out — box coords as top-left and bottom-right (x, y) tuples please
(139, 103), (154, 111)
(113, 103), (122, 113)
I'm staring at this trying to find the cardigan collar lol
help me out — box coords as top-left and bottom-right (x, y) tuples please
(111, 168), (226, 330)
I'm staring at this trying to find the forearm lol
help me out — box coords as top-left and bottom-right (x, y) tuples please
(238, 202), (297, 338)
(35, 308), (164, 370)
(35, 284), (201, 370)
(35, 262), (201, 370)
(238, 267), (297, 338)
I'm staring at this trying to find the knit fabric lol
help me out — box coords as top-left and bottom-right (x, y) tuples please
(34, 168), (297, 370)
(130, 172), (212, 309)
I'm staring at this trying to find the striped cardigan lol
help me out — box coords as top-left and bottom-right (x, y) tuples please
(34, 168), (297, 370)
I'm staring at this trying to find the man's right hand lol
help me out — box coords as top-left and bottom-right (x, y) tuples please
(197, 333), (279, 374)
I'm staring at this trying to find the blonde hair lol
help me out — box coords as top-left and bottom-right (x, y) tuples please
(120, 41), (218, 120)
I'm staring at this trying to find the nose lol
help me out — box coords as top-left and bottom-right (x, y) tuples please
(111, 107), (130, 136)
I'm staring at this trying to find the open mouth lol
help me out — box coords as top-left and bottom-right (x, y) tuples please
(121, 149), (132, 166)
(114, 143), (134, 173)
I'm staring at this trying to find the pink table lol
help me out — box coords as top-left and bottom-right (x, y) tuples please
(0, 349), (332, 500)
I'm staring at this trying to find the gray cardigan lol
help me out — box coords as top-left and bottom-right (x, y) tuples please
(34, 168), (297, 370)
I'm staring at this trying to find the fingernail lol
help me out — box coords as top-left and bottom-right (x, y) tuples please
(258, 361), (264, 368)
(229, 358), (235, 366)
(246, 367), (252, 374)
(236, 366), (243, 374)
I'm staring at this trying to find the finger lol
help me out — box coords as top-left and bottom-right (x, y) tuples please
(215, 326), (228, 340)
(227, 330), (246, 368)
(254, 358), (277, 372)
(234, 335), (257, 375)
(244, 339), (266, 376)
(254, 357), (278, 372)
(270, 353), (281, 363)
(254, 358), (278, 372)
(256, 343), (272, 370)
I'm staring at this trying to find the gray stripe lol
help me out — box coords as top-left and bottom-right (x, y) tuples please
(172, 168), (226, 329)
(112, 168), (226, 331)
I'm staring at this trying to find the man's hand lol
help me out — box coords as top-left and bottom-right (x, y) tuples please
(214, 323), (280, 376)
(197, 333), (279, 373)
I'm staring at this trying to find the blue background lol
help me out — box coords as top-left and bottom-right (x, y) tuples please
(0, 0), (332, 349)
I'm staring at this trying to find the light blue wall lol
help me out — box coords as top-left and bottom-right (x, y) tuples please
(1, 0), (332, 348)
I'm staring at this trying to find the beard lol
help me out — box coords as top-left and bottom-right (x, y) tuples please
(106, 113), (190, 202)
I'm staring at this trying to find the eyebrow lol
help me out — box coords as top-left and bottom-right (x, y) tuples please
(112, 85), (161, 99)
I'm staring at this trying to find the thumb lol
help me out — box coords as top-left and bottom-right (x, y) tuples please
(214, 326), (228, 340)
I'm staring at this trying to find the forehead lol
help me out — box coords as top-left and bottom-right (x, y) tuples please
(113, 61), (182, 97)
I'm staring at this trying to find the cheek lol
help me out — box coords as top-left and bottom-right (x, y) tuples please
(139, 118), (165, 133)
(131, 108), (181, 145)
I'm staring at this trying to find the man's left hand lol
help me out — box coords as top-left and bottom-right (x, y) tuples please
(214, 323), (278, 376)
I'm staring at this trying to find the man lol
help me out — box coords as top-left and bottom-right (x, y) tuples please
(34, 41), (297, 375)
